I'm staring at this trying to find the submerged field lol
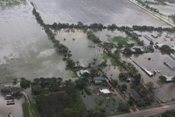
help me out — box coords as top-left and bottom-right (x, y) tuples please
(30, 0), (167, 26)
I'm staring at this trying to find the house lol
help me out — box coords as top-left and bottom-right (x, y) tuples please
(170, 53), (175, 60)
(140, 66), (153, 77)
(155, 44), (164, 48)
(93, 77), (105, 85)
(133, 31), (142, 37)
(164, 75), (174, 82)
(99, 89), (111, 94)
(151, 33), (158, 38)
(144, 35), (153, 42)
(76, 70), (89, 78)
(129, 89), (141, 101)
(163, 61), (175, 70)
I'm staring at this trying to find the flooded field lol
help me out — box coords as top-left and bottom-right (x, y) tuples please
(55, 30), (104, 67)
(150, 4), (175, 16)
(0, 3), (71, 82)
(30, 0), (166, 26)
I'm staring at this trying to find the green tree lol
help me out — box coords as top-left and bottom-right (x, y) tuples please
(87, 108), (106, 117)
(20, 78), (31, 89)
(172, 76), (175, 86)
(118, 102), (130, 112)
(32, 85), (42, 95)
(146, 82), (154, 92)
(160, 45), (173, 54)
(159, 75), (166, 82)
(121, 84), (127, 91)
(119, 72), (128, 81)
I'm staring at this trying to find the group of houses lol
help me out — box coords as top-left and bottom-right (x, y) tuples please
(76, 70), (111, 94)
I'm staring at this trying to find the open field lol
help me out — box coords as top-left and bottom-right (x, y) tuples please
(31, 0), (167, 26)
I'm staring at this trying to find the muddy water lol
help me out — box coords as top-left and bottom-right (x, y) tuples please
(55, 30), (104, 67)
(0, 4), (71, 82)
(30, 0), (167, 26)
(150, 4), (175, 16)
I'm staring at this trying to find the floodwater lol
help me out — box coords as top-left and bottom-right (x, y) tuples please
(122, 30), (175, 102)
(0, 3), (71, 82)
(30, 0), (167, 26)
(0, 94), (24, 117)
(55, 30), (104, 67)
(150, 4), (175, 16)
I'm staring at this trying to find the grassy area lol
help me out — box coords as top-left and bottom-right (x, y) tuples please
(112, 36), (129, 46)
(102, 54), (110, 60)
(40, 89), (50, 95)
(22, 100), (30, 117)
(110, 58), (120, 66)
(30, 98), (40, 117)
(0, 0), (25, 7)
(72, 91), (87, 110)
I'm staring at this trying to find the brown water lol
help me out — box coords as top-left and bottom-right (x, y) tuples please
(55, 30), (104, 67)
(30, 0), (167, 26)
(0, 3), (71, 82)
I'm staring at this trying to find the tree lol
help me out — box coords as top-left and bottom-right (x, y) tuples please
(87, 108), (106, 117)
(146, 82), (154, 92)
(20, 78), (31, 89)
(159, 75), (166, 82)
(48, 83), (60, 92)
(119, 72), (128, 81)
(58, 108), (81, 117)
(121, 84), (127, 91)
(160, 45), (173, 54)
(118, 102), (130, 112)
(172, 76), (175, 86)
(32, 85), (42, 95)
(66, 59), (75, 68)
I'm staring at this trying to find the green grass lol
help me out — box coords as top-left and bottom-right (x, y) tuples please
(0, 0), (25, 7)
(41, 89), (50, 95)
(102, 54), (110, 60)
(30, 98), (40, 117)
(22, 100), (30, 117)
(72, 91), (86, 110)
(112, 36), (129, 46)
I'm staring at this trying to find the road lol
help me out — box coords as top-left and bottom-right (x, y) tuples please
(110, 103), (175, 117)
(129, 0), (175, 27)
(22, 91), (34, 117)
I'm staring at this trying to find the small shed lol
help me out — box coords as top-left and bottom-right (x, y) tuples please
(99, 89), (111, 94)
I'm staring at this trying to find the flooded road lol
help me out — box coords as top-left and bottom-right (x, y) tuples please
(30, 0), (167, 26)
(0, 95), (24, 117)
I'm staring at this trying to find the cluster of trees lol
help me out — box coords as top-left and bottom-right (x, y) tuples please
(159, 109), (175, 117)
(34, 80), (87, 117)
(137, 0), (159, 13)
(130, 82), (154, 107)
(160, 45), (174, 54)
(87, 31), (101, 43)
(32, 6), (77, 70)
(20, 77), (31, 89)
(31, 77), (62, 95)
(132, 25), (175, 32)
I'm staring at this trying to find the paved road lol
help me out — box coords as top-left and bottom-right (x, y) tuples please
(110, 103), (175, 117)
